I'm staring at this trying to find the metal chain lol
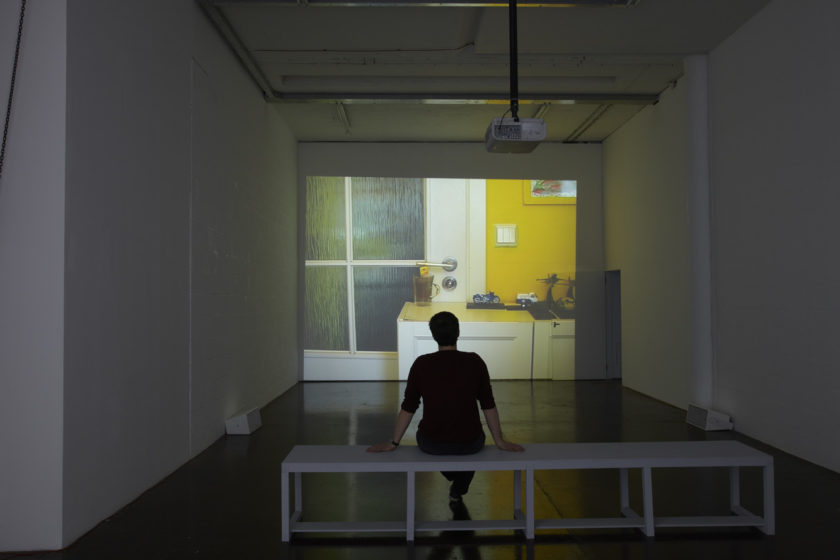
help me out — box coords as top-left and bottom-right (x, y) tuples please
(0, 0), (28, 186)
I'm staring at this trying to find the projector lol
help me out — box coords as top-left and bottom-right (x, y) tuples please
(485, 117), (546, 153)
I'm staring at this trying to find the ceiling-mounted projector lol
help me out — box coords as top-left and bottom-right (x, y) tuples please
(485, 117), (547, 153)
(485, 0), (547, 153)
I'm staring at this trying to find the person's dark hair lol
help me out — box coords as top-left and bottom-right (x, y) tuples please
(429, 311), (460, 346)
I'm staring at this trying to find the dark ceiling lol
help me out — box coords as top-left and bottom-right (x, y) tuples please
(199, 0), (769, 142)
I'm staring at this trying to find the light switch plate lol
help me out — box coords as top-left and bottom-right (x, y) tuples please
(495, 224), (517, 247)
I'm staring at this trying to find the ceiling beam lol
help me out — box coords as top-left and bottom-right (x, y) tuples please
(208, 0), (637, 7)
(198, 0), (652, 103)
(565, 103), (610, 141)
(264, 92), (658, 104)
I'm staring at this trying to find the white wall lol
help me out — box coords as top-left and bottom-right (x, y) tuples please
(299, 143), (605, 379)
(0, 1), (297, 549)
(62, 2), (191, 543)
(708, 0), (840, 472)
(59, 0), (298, 547)
(602, 75), (696, 409)
(0, 1), (67, 551)
(189, 8), (299, 455)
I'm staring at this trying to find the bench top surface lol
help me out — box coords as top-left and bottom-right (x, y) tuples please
(281, 440), (772, 472)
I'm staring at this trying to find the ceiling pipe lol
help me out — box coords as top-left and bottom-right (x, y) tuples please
(508, 0), (519, 121)
(199, 2), (276, 99)
(335, 102), (352, 133)
(532, 103), (551, 119)
(564, 103), (610, 141)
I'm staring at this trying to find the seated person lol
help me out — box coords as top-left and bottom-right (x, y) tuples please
(367, 311), (524, 502)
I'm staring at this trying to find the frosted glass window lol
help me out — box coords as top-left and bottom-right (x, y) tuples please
(305, 176), (425, 354)
(306, 176), (346, 260)
(304, 266), (348, 351)
(354, 267), (416, 352)
(351, 177), (424, 260)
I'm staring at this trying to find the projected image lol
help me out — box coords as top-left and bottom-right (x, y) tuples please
(303, 176), (577, 379)
(485, 179), (576, 320)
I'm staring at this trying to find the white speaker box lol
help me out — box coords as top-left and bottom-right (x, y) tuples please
(686, 404), (733, 431)
(225, 408), (262, 435)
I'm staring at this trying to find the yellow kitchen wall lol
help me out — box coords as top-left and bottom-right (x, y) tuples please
(485, 179), (576, 303)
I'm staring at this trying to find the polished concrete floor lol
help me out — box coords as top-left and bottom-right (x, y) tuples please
(5, 380), (840, 559)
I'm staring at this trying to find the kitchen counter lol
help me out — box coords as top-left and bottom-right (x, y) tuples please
(397, 302), (573, 380)
(397, 301), (533, 324)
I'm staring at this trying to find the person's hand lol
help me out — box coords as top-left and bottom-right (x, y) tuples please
(366, 441), (398, 453)
(497, 440), (525, 452)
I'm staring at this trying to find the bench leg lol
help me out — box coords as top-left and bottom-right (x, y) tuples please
(514, 470), (522, 515)
(762, 463), (775, 535)
(295, 471), (302, 513)
(620, 468), (630, 511)
(641, 467), (655, 537)
(526, 468), (535, 540)
(729, 466), (741, 511)
(281, 468), (290, 542)
(406, 471), (416, 542)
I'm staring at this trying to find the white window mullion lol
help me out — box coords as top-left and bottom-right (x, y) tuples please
(345, 177), (357, 354)
(304, 260), (348, 267)
(348, 260), (420, 268)
(424, 178), (431, 262)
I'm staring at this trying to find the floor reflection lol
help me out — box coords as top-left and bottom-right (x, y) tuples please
(25, 380), (840, 560)
(422, 501), (482, 560)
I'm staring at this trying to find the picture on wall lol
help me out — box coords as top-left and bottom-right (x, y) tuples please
(524, 179), (577, 205)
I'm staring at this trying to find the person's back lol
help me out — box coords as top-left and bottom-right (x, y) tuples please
(405, 350), (491, 444)
(367, 311), (523, 503)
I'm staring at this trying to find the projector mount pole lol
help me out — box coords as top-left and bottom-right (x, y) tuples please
(509, 0), (519, 122)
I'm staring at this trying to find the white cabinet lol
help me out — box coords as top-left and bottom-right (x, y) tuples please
(550, 320), (576, 380)
(533, 319), (576, 380)
(397, 302), (575, 381)
(397, 303), (535, 380)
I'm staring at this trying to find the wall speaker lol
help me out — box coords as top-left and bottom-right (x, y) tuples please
(225, 408), (262, 435)
(686, 404), (733, 431)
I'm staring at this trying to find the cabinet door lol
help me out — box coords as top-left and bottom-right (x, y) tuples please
(550, 320), (576, 380)
(398, 320), (533, 380)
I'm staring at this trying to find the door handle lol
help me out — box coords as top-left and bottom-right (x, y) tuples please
(415, 256), (458, 272)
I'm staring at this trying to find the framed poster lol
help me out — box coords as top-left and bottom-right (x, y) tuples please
(523, 179), (577, 205)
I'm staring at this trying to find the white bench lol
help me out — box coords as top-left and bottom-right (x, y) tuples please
(280, 440), (774, 542)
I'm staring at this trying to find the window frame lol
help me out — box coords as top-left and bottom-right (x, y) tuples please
(304, 177), (427, 355)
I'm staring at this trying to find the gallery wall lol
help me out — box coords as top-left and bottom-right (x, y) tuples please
(602, 71), (697, 409)
(0, 1), (67, 550)
(708, 0), (840, 473)
(60, 0), (299, 547)
(188, 4), (300, 458)
(604, 0), (840, 474)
